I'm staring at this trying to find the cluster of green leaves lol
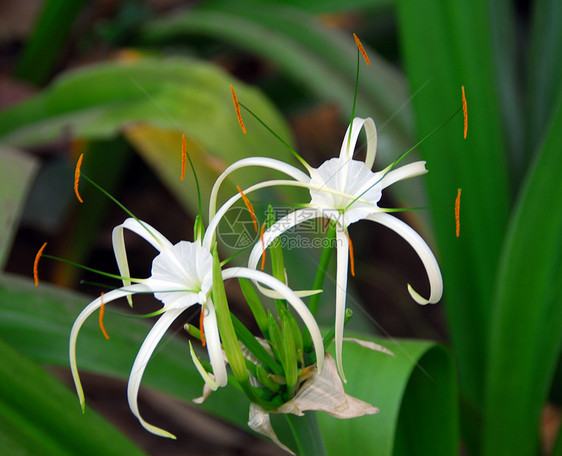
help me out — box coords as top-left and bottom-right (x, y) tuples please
(3, 0), (558, 454)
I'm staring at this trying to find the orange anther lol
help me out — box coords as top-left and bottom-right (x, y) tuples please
(462, 86), (468, 139)
(455, 188), (462, 237)
(74, 154), (84, 203)
(237, 185), (258, 232)
(260, 222), (267, 271)
(347, 233), (355, 277)
(181, 135), (187, 181)
(33, 242), (47, 287)
(230, 85), (247, 134)
(353, 33), (370, 66)
(99, 292), (110, 340)
(199, 305), (206, 347)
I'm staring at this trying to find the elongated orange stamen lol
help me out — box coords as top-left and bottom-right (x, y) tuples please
(181, 135), (187, 181)
(260, 222), (267, 271)
(347, 233), (355, 276)
(236, 185), (258, 232)
(353, 33), (370, 66)
(455, 188), (462, 237)
(33, 242), (47, 286)
(200, 305), (206, 347)
(74, 154), (84, 203)
(462, 86), (468, 139)
(230, 85), (247, 134)
(99, 292), (110, 340)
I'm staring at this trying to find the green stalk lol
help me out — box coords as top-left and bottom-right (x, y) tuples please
(284, 412), (327, 456)
(308, 221), (337, 316)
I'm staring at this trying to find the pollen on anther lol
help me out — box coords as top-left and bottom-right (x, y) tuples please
(353, 33), (370, 66)
(260, 222), (267, 271)
(237, 185), (258, 232)
(74, 154), (84, 203)
(462, 86), (468, 139)
(33, 242), (47, 287)
(181, 135), (187, 181)
(199, 305), (206, 347)
(99, 292), (110, 340)
(230, 85), (247, 134)
(455, 188), (462, 237)
(347, 233), (355, 277)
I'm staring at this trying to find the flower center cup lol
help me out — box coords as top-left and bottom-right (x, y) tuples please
(309, 158), (383, 225)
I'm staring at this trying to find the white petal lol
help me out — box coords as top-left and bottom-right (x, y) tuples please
(203, 179), (318, 250)
(338, 118), (377, 167)
(378, 161), (428, 190)
(127, 306), (185, 439)
(209, 157), (310, 220)
(343, 338), (395, 357)
(150, 241), (213, 308)
(69, 284), (150, 410)
(366, 212), (443, 304)
(202, 299), (228, 387)
(189, 341), (218, 391)
(334, 229), (349, 382)
(222, 267), (324, 373)
(247, 208), (323, 298)
(112, 218), (174, 305)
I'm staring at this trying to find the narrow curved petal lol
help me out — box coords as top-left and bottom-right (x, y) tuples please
(202, 299), (228, 387)
(204, 179), (320, 250)
(247, 208), (332, 299)
(209, 157), (310, 219)
(338, 117), (377, 166)
(334, 229), (350, 382)
(222, 267), (325, 373)
(378, 161), (428, 190)
(70, 284), (151, 410)
(366, 212), (443, 304)
(189, 341), (218, 391)
(127, 306), (185, 439)
(112, 218), (174, 299)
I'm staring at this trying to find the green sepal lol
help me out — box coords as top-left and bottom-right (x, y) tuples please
(256, 364), (284, 393)
(280, 309), (298, 399)
(231, 314), (283, 376)
(239, 278), (269, 338)
(193, 215), (205, 242)
(184, 323), (201, 341)
(267, 312), (284, 364)
(211, 245), (248, 385)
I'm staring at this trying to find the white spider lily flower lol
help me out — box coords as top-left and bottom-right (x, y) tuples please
(207, 117), (443, 381)
(70, 217), (325, 439)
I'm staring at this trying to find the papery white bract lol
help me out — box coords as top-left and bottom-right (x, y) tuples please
(207, 117), (443, 381)
(248, 354), (380, 455)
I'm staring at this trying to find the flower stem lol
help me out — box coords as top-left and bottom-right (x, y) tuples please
(308, 221), (337, 316)
(284, 412), (327, 456)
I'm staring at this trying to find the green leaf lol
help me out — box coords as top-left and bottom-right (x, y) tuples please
(14, 0), (87, 85)
(318, 337), (458, 455)
(0, 337), (146, 456)
(0, 273), (249, 428)
(0, 56), (297, 221)
(0, 147), (38, 269)
(396, 0), (510, 408)
(483, 93), (562, 455)
(526, 0), (562, 155)
(139, 4), (424, 179)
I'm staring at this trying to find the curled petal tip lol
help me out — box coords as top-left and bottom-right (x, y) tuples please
(407, 283), (437, 305)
